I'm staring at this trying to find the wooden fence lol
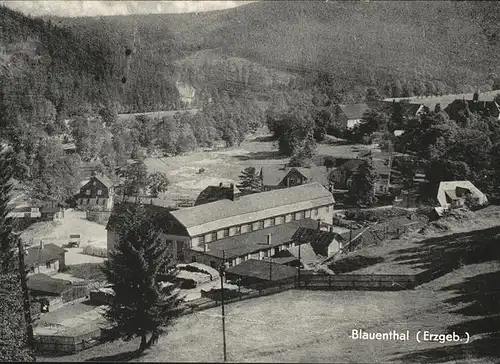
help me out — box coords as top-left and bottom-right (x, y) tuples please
(298, 272), (417, 290)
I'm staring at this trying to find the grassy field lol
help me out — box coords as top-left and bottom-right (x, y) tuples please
(143, 130), (377, 204)
(38, 257), (499, 363)
(37, 210), (500, 362)
(36, 208), (500, 363)
(329, 206), (500, 276)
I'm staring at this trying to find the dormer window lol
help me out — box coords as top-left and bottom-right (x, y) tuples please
(97, 190), (102, 196)
(86, 190), (90, 195)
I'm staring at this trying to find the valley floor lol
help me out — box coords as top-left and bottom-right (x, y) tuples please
(38, 253), (500, 363)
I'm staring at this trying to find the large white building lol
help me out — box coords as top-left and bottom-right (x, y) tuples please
(106, 182), (335, 264)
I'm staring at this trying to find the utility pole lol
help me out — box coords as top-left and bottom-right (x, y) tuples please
(219, 250), (227, 362)
(269, 256), (272, 282)
(17, 236), (35, 355)
(297, 243), (301, 287)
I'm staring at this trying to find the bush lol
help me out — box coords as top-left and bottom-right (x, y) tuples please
(328, 255), (384, 274)
(179, 264), (214, 279)
(82, 245), (108, 258)
(175, 278), (197, 289)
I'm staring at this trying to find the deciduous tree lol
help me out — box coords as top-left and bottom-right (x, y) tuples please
(147, 172), (170, 197)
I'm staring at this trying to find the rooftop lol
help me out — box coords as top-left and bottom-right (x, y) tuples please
(260, 165), (329, 187)
(117, 109), (199, 123)
(170, 183), (334, 237)
(25, 243), (66, 268)
(199, 219), (320, 259)
(292, 227), (340, 256)
(225, 259), (298, 282)
(92, 174), (114, 188)
(27, 274), (72, 295)
(339, 103), (371, 120)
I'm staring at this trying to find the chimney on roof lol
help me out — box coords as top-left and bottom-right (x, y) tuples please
(204, 243), (210, 252)
(473, 90), (479, 102)
(266, 233), (271, 245)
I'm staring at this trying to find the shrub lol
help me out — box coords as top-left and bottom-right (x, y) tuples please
(179, 264), (213, 278)
(82, 245), (108, 258)
(328, 255), (384, 274)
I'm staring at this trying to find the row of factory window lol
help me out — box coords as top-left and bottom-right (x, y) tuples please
(79, 198), (109, 206)
(204, 242), (299, 268)
(195, 205), (332, 246)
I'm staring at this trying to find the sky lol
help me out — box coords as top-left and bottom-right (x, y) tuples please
(0, 1), (254, 18)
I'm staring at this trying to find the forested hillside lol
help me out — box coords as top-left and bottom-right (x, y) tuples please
(2, 1), (500, 206)
(53, 0), (500, 105)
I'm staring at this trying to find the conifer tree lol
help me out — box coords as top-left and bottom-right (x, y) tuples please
(0, 145), (34, 361)
(349, 156), (379, 207)
(237, 167), (262, 194)
(101, 204), (183, 352)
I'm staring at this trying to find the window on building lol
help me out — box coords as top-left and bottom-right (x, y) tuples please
(228, 260), (233, 267)
(327, 205), (331, 212)
(102, 199), (106, 205)
(97, 189), (102, 196)
(295, 211), (304, 220)
(29, 266), (35, 273)
(92, 181), (96, 186)
(274, 216), (283, 225)
(285, 214), (292, 223)
(211, 232), (217, 241)
(191, 256), (197, 263)
(252, 221), (264, 231)
(46, 261), (51, 269)
(222, 228), (229, 238)
(241, 255), (246, 262)
(86, 190), (90, 195)
(199, 235), (205, 244)
(314, 208), (319, 215)
(210, 261), (216, 268)
(86, 199), (90, 204)
(234, 226), (241, 235)
(79, 199), (83, 205)
(305, 210), (311, 218)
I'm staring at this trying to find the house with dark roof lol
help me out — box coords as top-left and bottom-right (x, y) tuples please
(292, 227), (344, 258)
(39, 201), (67, 221)
(444, 92), (500, 122)
(106, 202), (180, 259)
(333, 103), (371, 129)
(188, 219), (320, 269)
(26, 242), (66, 276)
(259, 165), (332, 191)
(331, 158), (397, 196)
(27, 274), (72, 297)
(330, 159), (366, 189)
(195, 183), (241, 206)
(107, 183), (335, 264)
(225, 259), (298, 286)
(78, 173), (115, 210)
